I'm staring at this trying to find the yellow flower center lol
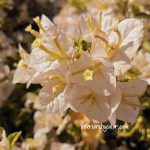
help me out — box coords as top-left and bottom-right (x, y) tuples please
(83, 69), (93, 81)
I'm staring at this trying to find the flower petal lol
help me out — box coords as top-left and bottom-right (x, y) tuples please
(101, 14), (118, 32)
(118, 18), (144, 59)
(41, 15), (54, 31)
(116, 97), (141, 123)
(67, 52), (116, 96)
(46, 92), (69, 113)
(13, 66), (35, 84)
(65, 84), (110, 122)
(29, 47), (52, 72)
(113, 51), (133, 76)
(118, 79), (147, 97)
(108, 85), (121, 114)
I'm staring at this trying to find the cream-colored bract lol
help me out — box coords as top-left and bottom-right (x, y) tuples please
(133, 50), (150, 84)
(109, 79), (147, 124)
(13, 12), (147, 124)
(0, 130), (10, 150)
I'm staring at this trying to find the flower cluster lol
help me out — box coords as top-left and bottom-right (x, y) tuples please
(0, 0), (149, 150)
(13, 6), (148, 126)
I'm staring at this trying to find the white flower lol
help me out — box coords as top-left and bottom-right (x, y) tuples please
(0, 130), (10, 150)
(64, 82), (121, 123)
(109, 79), (147, 124)
(29, 18), (73, 73)
(78, 14), (144, 76)
(13, 45), (36, 84)
(37, 60), (70, 113)
(67, 52), (116, 96)
(132, 50), (150, 84)
(13, 14), (146, 124)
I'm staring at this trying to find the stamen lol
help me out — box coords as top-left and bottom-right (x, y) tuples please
(94, 28), (107, 41)
(49, 75), (65, 83)
(32, 38), (62, 60)
(107, 47), (115, 59)
(25, 25), (42, 38)
(112, 27), (121, 49)
(83, 69), (93, 81)
(17, 59), (28, 68)
(104, 27), (121, 59)
(94, 33), (109, 50)
(51, 34), (68, 59)
(97, 11), (102, 31)
(52, 84), (65, 95)
(87, 16), (95, 32)
(33, 16), (46, 33)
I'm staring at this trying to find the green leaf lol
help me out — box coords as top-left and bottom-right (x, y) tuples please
(8, 131), (21, 149)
